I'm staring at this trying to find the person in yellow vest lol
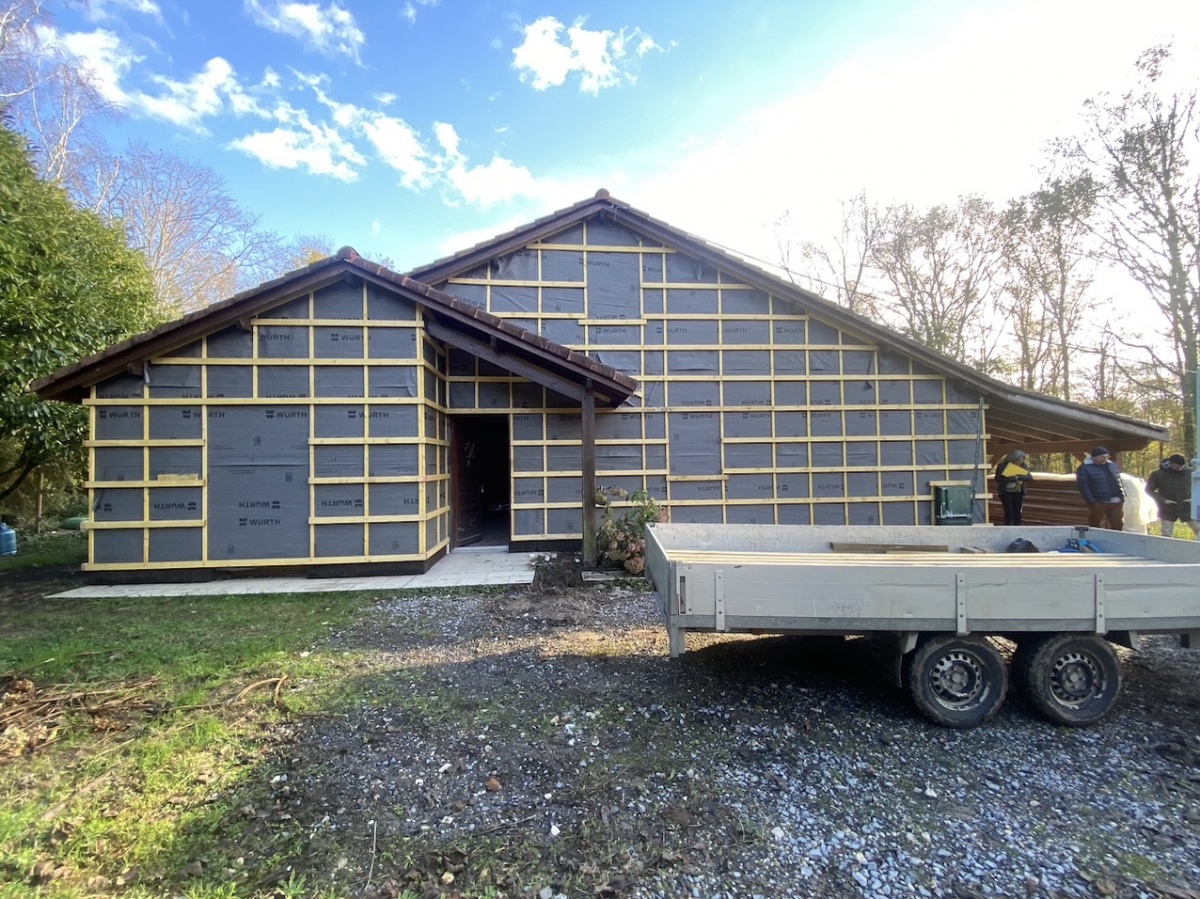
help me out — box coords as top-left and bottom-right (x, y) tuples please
(994, 449), (1033, 526)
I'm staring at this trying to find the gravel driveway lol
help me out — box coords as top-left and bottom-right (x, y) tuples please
(260, 565), (1200, 899)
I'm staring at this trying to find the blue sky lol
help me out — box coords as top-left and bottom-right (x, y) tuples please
(40, 0), (1200, 273)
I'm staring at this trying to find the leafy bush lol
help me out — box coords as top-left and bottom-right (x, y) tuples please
(595, 487), (666, 574)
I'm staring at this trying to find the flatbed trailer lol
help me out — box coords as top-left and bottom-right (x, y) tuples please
(644, 523), (1200, 728)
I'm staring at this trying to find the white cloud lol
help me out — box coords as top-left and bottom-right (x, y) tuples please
(359, 113), (434, 187)
(85, 0), (163, 21)
(445, 154), (540, 207)
(512, 16), (662, 94)
(289, 73), (437, 186)
(433, 123), (539, 208)
(137, 57), (267, 130)
(402, 0), (440, 25)
(229, 101), (366, 181)
(40, 26), (272, 130)
(245, 0), (365, 61)
(42, 26), (137, 104)
(626, 0), (1200, 271)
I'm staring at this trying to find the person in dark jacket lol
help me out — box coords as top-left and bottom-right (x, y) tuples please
(1146, 453), (1198, 537)
(1076, 446), (1126, 530)
(994, 449), (1033, 526)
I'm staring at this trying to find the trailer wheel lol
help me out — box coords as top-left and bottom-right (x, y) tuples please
(904, 636), (1008, 729)
(1017, 634), (1122, 727)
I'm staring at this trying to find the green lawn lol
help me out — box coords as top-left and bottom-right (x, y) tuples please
(0, 531), (88, 574)
(1, 584), (378, 898)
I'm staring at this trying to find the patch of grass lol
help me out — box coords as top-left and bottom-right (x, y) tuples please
(0, 532), (87, 574)
(0, 590), (381, 897)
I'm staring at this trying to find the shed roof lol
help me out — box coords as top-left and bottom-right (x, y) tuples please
(32, 248), (638, 407)
(410, 190), (1168, 456)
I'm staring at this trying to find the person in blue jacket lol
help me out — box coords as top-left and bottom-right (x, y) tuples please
(1076, 446), (1125, 530)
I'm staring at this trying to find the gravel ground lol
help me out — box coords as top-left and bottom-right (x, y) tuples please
(254, 560), (1200, 899)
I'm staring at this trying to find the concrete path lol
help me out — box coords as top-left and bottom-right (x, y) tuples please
(49, 549), (536, 599)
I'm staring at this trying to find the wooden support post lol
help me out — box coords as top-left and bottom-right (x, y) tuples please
(582, 381), (597, 567)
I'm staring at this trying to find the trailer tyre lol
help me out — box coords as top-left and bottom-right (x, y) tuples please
(1017, 634), (1122, 727)
(905, 636), (1008, 729)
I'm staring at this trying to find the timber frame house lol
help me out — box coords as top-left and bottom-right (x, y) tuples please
(34, 190), (1167, 573)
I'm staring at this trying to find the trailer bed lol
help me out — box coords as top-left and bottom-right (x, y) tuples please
(646, 524), (1200, 656)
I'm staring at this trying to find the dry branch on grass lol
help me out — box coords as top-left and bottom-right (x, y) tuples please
(0, 674), (162, 759)
(1, 668), (299, 761)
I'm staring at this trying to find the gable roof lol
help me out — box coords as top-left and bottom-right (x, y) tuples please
(410, 190), (1169, 455)
(34, 191), (1168, 454)
(32, 249), (638, 407)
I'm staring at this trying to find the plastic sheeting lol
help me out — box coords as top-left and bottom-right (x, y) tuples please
(149, 407), (202, 440)
(258, 327), (309, 358)
(207, 327), (253, 358)
(207, 366), (253, 397)
(95, 407), (143, 440)
(669, 411), (720, 474)
(149, 529), (202, 563)
(311, 327), (364, 359)
(315, 524), (364, 558)
(147, 487), (201, 520)
(147, 364), (201, 397)
(587, 252), (642, 319)
(207, 406), (309, 560)
(96, 373), (144, 399)
(314, 281), (363, 319)
(258, 366), (309, 397)
(541, 250), (585, 282)
(95, 448), (142, 482)
(368, 367), (418, 397)
(514, 509), (544, 536)
(672, 480), (715, 501)
(367, 286), (417, 321)
(370, 522), (420, 555)
(314, 485), (364, 517)
(723, 351), (771, 375)
(372, 480), (424, 516)
(725, 411), (773, 439)
(514, 478), (545, 503)
(93, 529), (143, 564)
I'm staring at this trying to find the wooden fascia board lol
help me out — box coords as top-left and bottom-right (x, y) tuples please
(407, 200), (609, 283)
(34, 263), (355, 403)
(425, 318), (604, 405)
(989, 438), (1149, 456)
(988, 394), (1167, 444)
(354, 268), (635, 394)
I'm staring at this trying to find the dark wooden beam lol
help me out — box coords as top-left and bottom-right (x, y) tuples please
(423, 319), (584, 401)
(582, 382), (597, 567)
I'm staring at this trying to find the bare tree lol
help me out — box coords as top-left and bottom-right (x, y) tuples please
(102, 143), (276, 312)
(869, 196), (1005, 368)
(1, 0), (121, 201)
(781, 192), (883, 318)
(1058, 45), (1200, 456)
(998, 177), (1096, 398)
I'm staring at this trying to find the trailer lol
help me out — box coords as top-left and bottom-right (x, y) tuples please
(644, 523), (1200, 728)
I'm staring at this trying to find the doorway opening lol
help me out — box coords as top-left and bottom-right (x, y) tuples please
(452, 414), (510, 548)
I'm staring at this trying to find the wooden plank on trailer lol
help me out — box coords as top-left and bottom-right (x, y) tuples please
(830, 542), (949, 553)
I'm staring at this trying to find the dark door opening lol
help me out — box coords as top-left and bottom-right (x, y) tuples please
(452, 414), (510, 548)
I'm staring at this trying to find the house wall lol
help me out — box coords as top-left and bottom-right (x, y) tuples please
(87, 280), (452, 569)
(436, 217), (987, 540)
(82, 216), (989, 570)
